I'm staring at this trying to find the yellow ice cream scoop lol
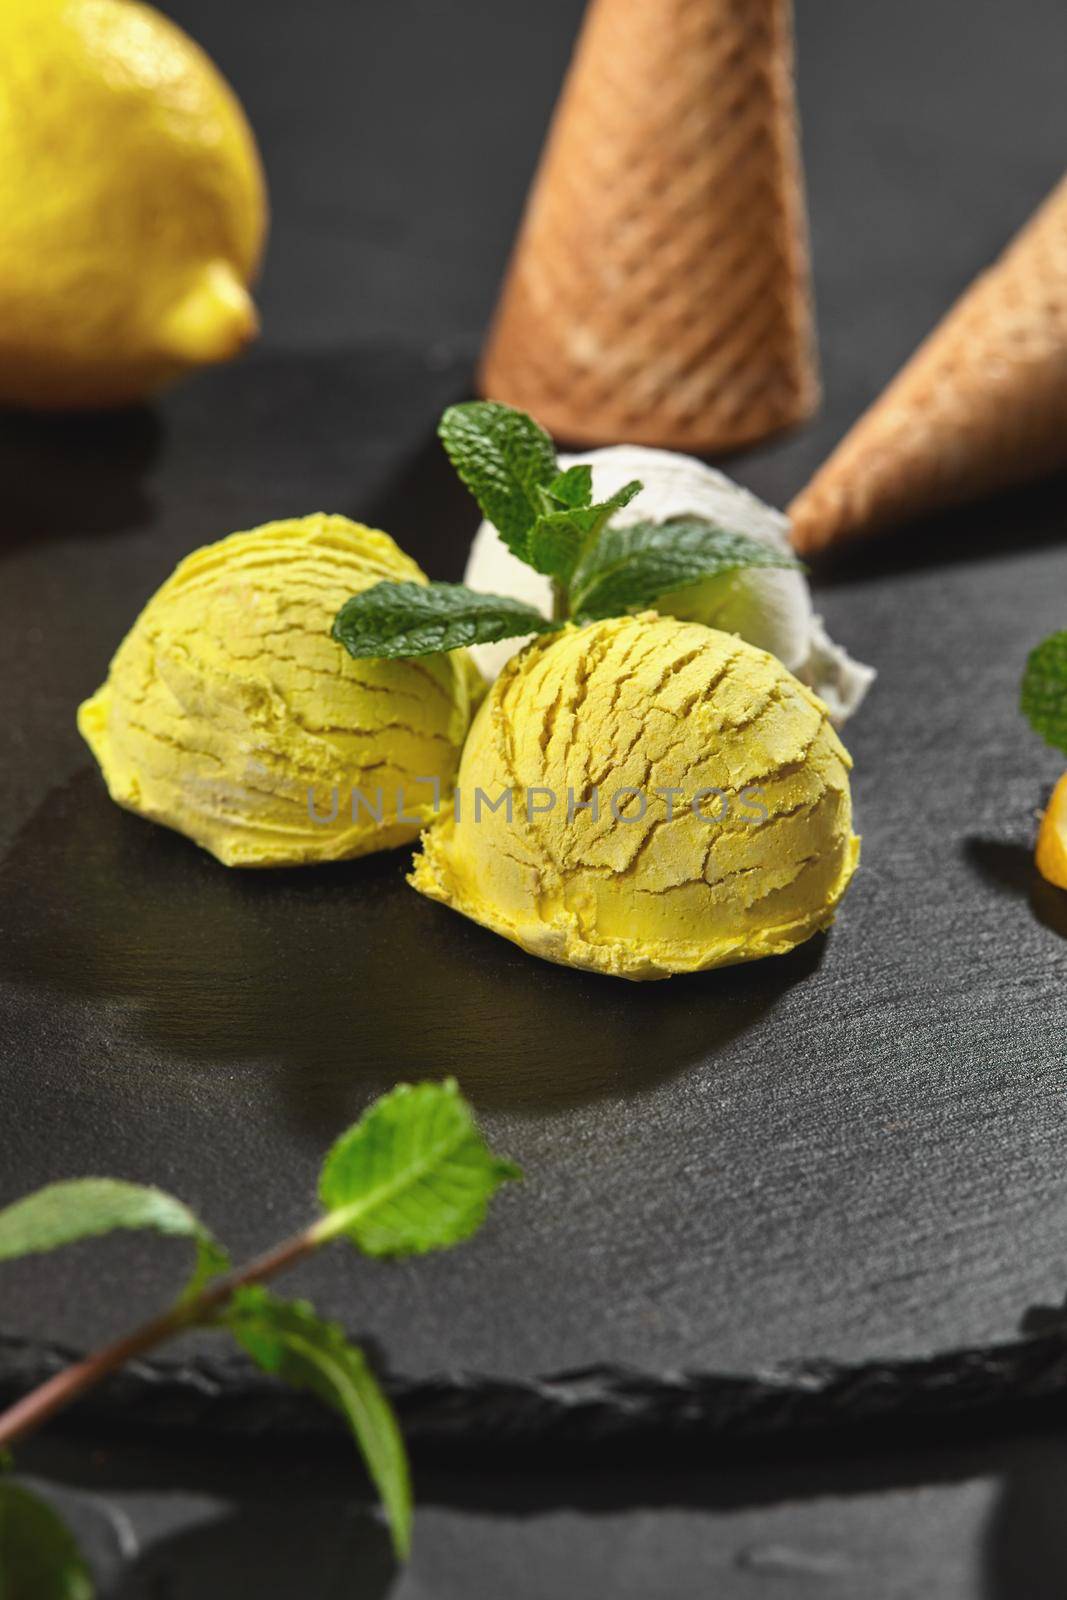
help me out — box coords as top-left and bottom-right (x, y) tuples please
(78, 515), (482, 867)
(0, 0), (267, 409)
(411, 613), (859, 980)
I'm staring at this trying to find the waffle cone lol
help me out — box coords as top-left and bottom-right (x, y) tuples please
(478, 0), (819, 453)
(790, 173), (1067, 554)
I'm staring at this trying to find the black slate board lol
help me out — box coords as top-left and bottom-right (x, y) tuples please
(5, 0), (1067, 1454)
(1, 338), (1067, 1446)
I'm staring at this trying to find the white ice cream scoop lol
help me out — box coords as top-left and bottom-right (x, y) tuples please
(463, 445), (874, 723)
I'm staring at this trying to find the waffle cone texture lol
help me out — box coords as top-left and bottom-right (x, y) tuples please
(478, 0), (819, 453)
(790, 172), (1067, 554)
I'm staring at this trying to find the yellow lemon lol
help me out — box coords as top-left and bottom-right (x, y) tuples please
(1036, 771), (1067, 890)
(0, 0), (267, 409)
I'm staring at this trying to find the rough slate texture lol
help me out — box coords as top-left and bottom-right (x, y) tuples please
(2, 336), (1067, 1434)
(2, 0), (1067, 1457)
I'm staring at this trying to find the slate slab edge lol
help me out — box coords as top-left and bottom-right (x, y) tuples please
(3, 1331), (1067, 1447)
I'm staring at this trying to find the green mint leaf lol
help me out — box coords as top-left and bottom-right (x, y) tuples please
(0, 1180), (229, 1301)
(591, 478), (643, 522)
(333, 581), (554, 659)
(570, 515), (801, 620)
(225, 1287), (412, 1561)
(526, 508), (588, 580)
(438, 402), (557, 559)
(316, 1079), (520, 1258)
(0, 1482), (95, 1600)
(1021, 630), (1067, 754)
(527, 481), (644, 584)
(547, 464), (593, 508)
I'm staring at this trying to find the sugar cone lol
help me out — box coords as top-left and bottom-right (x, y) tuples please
(790, 173), (1067, 554)
(478, 0), (819, 453)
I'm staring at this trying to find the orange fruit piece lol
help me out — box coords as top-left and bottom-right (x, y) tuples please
(1036, 771), (1067, 890)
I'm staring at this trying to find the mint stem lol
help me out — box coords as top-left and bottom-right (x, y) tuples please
(0, 1226), (319, 1451)
(551, 579), (568, 623)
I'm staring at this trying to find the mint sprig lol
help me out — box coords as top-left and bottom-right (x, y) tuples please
(227, 1287), (413, 1559)
(316, 1078), (521, 1255)
(0, 1080), (519, 1569)
(437, 402), (640, 577)
(571, 517), (801, 620)
(0, 1178), (229, 1300)
(1022, 630), (1067, 754)
(333, 401), (799, 662)
(526, 480), (642, 583)
(0, 1480), (94, 1600)
(547, 463), (593, 507)
(438, 400), (556, 558)
(332, 581), (555, 659)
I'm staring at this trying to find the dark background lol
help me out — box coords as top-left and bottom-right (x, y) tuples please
(5, 0), (1067, 1593)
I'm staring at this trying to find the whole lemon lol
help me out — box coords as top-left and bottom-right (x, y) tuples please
(0, 0), (267, 409)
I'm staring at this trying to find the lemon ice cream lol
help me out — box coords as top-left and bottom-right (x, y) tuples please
(411, 613), (858, 979)
(464, 446), (874, 722)
(78, 515), (481, 867)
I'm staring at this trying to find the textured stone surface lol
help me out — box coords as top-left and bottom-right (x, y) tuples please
(2, 21), (1067, 1600)
(1, 340), (1066, 1434)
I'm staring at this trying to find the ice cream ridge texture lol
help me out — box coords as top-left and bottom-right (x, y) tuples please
(78, 515), (482, 866)
(412, 613), (859, 980)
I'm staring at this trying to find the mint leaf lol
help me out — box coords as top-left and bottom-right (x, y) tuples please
(1022, 630), (1067, 754)
(315, 1079), (520, 1257)
(527, 481), (644, 583)
(589, 479), (643, 523)
(526, 508), (588, 580)
(0, 1482), (94, 1600)
(333, 581), (554, 659)
(438, 402), (558, 559)
(570, 515), (801, 620)
(0, 1180), (228, 1300)
(547, 464), (593, 508)
(226, 1288), (411, 1562)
